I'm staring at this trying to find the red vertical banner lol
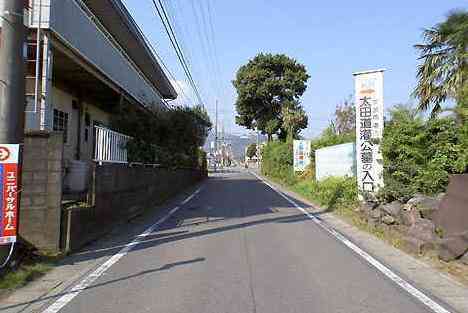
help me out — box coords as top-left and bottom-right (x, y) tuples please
(0, 145), (20, 245)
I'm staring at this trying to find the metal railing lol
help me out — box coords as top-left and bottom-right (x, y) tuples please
(94, 126), (132, 164)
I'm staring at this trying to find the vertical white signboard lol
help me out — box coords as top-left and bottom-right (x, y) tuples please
(293, 140), (311, 172)
(353, 69), (385, 198)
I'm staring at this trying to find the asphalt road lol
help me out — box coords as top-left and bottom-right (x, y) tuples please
(56, 169), (436, 313)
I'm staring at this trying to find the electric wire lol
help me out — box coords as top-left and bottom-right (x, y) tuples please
(151, 0), (205, 107)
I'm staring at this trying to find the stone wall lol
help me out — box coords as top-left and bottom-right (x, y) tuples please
(20, 131), (64, 252)
(359, 174), (468, 264)
(63, 164), (205, 251)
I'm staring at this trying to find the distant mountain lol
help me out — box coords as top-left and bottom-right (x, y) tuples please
(203, 132), (267, 160)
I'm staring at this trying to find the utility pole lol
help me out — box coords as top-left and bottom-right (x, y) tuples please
(0, 0), (26, 267)
(214, 99), (218, 172)
(256, 129), (260, 168)
(0, 0), (26, 144)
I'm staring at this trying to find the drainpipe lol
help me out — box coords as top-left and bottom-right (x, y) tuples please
(33, 0), (42, 118)
(74, 99), (82, 160)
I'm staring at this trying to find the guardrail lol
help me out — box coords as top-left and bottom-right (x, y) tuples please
(94, 126), (132, 164)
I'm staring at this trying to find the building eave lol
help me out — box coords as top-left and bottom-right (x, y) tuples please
(81, 0), (177, 100)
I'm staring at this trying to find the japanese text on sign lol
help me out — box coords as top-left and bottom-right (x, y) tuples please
(353, 70), (385, 197)
(0, 145), (20, 245)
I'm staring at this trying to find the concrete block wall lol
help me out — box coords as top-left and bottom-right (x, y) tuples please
(20, 131), (64, 252)
(63, 164), (204, 251)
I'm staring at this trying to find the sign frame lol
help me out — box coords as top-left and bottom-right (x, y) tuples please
(0, 144), (21, 245)
(353, 69), (385, 199)
(293, 140), (311, 172)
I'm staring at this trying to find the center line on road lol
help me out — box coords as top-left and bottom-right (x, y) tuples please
(251, 172), (452, 313)
(41, 186), (203, 313)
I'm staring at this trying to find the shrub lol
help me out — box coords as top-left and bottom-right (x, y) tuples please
(261, 140), (297, 185)
(246, 143), (257, 159)
(294, 176), (358, 210)
(380, 106), (466, 201)
(261, 138), (358, 210)
(111, 104), (212, 169)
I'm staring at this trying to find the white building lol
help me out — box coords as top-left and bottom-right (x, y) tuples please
(2, 0), (177, 163)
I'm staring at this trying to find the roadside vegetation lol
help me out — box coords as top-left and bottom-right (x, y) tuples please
(111, 104), (212, 169)
(380, 105), (467, 202)
(233, 53), (309, 141)
(0, 249), (58, 296)
(246, 143), (258, 159)
(235, 10), (468, 279)
(0, 262), (51, 292)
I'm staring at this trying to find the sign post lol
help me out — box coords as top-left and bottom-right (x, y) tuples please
(353, 69), (385, 199)
(0, 144), (20, 245)
(293, 140), (311, 172)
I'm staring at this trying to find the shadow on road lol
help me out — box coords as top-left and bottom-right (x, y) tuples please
(64, 174), (317, 264)
(2, 171), (321, 311)
(0, 258), (205, 311)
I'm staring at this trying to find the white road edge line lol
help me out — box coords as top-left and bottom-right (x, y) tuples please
(41, 187), (203, 313)
(251, 172), (451, 313)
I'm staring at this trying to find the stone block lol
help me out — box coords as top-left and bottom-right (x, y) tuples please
(439, 232), (468, 262)
(32, 196), (47, 206)
(400, 208), (420, 227)
(407, 218), (436, 242)
(402, 236), (435, 255)
(33, 172), (48, 182)
(370, 208), (382, 219)
(381, 201), (402, 218)
(382, 215), (396, 225)
(19, 209), (46, 234)
(432, 174), (468, 236)
(460, 251), (468, 265)
(48, 148), (63, 161)
(20, 196), (32, 207)
(21, 171), (33, 183)
(23, 159), (47, 172)
(48, 172), (62, 184)
(48, 160), (63, 171)
(29, 184), (47, 194)
(407, 194), (440, 219)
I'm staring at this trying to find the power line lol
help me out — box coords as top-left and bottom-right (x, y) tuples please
(119, 1), (194, 108)
(162, 0), (194, 108)
(133, 21), (192, 108)
(189, 0), (218, 99)
(151, 0), (205, 107)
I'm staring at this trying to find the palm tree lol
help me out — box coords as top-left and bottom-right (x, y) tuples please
(413, 10), (467, 120)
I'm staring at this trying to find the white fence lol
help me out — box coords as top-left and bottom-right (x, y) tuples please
(94, 126), (132, 164)
(315, 142), (356, 181)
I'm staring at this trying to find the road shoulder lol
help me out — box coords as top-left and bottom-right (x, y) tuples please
(254, 171), (468, 313)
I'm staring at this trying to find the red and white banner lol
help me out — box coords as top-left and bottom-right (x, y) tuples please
(0, 144), (20, 245)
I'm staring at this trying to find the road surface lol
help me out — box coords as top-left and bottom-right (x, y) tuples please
(49, 170), (442, 313)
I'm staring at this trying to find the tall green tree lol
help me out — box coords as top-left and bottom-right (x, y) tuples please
(282, 101), (308, 141)
(233, 53), (310, 140)
(246, 143), (257, 159)
(413, 10), (467, 121)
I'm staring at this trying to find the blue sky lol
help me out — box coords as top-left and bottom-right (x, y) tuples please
(122, 0), (466, 138)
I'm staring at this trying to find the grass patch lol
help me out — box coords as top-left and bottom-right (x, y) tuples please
(0, 262), (52, 291)
(263, 173), (404, 251)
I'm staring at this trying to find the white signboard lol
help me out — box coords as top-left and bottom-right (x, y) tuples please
(293, 140), (311, 172)
(353, 69), (385, 197)
(315, 142), (356, 181)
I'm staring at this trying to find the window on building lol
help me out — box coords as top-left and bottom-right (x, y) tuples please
(53, 109), (69, 143)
